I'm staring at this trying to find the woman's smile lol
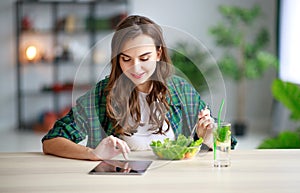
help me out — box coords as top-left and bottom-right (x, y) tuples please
(130, 72), (146, 79)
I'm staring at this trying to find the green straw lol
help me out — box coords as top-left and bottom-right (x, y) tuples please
(218, 99), (225, 128)
(214, 99), (225, 161)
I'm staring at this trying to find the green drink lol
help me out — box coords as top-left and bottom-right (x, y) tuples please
(213, 122), (231, 167)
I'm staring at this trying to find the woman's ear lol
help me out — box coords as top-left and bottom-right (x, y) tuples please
(156, 47), (162, 61)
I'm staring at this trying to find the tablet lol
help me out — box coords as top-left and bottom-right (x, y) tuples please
(88, 160), (152, 175)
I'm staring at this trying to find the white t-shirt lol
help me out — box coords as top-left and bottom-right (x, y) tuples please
(120, 92), (175, 151)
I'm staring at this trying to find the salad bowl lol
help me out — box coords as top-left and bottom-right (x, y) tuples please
(150, 134), (203, 160)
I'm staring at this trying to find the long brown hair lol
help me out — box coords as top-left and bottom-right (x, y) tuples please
(105, 15), (173, 136)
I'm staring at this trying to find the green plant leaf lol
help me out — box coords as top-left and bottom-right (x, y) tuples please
(244, 44), (257, 59)
(254, 28), (269, 49)
(272, 79), (300, 120)
(245, 59), (261, 79)
(170, 42), (213, 93)
(210, 24), (239, 47)
(239, 5), (260, 24)
(219, 5), (260, 25)
(256, 51), (279, 71)
(258, 131), (300, 149)
(219, 55), (240, 81)
(219, 6), (239, 24)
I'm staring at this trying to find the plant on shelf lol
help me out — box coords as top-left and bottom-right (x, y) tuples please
(209, 5), (278, 135)
(258, 79), (300, 149)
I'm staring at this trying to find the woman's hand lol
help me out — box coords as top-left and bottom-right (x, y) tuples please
(196, 107), (215, 146)
(92, 135), (131, 160)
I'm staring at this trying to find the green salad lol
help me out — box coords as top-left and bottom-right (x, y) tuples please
(150, 134), (203, 160)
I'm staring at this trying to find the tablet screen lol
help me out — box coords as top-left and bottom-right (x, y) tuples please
(88, 160), (152, 175)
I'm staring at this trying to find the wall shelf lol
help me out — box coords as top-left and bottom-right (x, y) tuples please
(15, 0), (129, 131)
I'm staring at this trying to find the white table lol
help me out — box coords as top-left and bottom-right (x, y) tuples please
(0, 150), (299, 193)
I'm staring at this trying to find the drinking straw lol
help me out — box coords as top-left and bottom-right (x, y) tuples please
(214, 99), (225, 161)
(218, 99), (225, 128)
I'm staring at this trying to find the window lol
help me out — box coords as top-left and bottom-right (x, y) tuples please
(279, 0), (300, 85)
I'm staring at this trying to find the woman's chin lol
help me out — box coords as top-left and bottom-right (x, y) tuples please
(129, 76), (147, 85)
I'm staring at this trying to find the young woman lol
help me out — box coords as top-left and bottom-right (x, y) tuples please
(42, 15), (215, 160)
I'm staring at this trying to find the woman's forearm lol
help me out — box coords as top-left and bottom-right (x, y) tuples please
(42, 137), (100, 161)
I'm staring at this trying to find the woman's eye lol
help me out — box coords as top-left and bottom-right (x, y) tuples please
(140, 57), (149, 62)
(122, 57), (131, 62)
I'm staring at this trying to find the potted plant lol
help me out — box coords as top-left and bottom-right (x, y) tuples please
(258, 79), (300, 148)
(209, 5), (278, 135)
(170, 42), (216, 94)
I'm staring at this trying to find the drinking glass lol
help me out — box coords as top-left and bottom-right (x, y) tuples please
(213, 122), (231, 167)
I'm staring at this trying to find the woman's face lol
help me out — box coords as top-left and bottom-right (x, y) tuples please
(119, 34), (161, 93)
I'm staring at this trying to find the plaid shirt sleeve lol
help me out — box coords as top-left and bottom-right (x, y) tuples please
(167, 75), (206, 137)
(41, 78), (110, 146)
(41, 109), (87, 144)
(167, 75), (237, 149)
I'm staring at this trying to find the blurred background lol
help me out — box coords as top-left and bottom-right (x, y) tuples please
(0, 0), (299, 152)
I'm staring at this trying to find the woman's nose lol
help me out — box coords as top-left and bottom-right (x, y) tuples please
(132, 59), (141, 71)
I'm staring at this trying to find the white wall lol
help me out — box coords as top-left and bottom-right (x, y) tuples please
(0, 0), (277, 133)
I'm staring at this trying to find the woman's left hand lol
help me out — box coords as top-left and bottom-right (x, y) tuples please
(196, 107), (215, 146)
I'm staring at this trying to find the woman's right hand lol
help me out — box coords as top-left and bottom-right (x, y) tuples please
(92, 135), (131, 160)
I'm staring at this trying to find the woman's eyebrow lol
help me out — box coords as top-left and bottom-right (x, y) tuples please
(120, 53), (130, 58)
(120, 52), (152, 58)
(139, 52), (152, 57)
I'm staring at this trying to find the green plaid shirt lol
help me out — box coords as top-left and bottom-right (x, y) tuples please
(42, 75), (207, 148)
